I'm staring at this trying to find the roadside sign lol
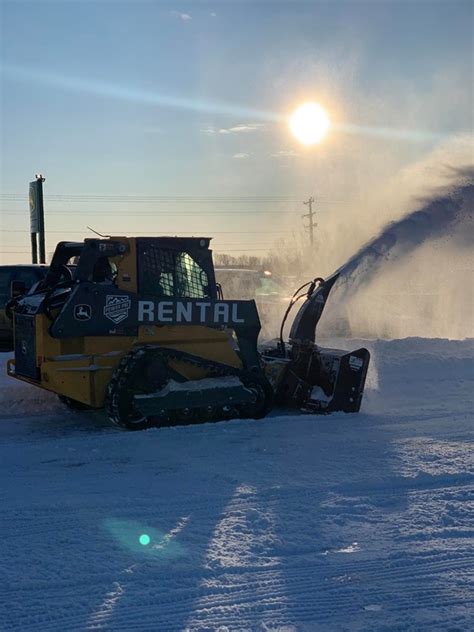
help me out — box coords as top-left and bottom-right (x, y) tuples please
(29, 176), (46, 263)
(29, 180), (43, 233)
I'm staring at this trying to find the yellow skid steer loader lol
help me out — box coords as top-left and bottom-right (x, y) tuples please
(7, 236), (369, 430)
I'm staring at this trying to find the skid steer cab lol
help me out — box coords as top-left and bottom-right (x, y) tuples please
(8, 236), (273, 429)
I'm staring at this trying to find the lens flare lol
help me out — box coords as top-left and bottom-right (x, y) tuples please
(290, 102), (330, 145)
(139, 534), (151, 546)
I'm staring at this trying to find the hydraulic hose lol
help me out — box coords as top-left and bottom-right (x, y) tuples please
(279, 279), (324, 357)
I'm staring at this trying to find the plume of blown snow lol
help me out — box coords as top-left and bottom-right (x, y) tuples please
(319, 162), (473, 340)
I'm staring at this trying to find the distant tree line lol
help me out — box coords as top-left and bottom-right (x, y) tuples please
(214, 234), (313, 281)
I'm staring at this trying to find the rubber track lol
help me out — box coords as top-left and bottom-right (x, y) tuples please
(106, 345), (267, 428)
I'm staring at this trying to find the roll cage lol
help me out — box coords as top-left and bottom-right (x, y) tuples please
(39, 237), (218, 298)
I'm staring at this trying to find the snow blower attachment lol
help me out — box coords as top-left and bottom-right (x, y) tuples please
(261, 275), (370, 413)
(7, 236), (369, 429)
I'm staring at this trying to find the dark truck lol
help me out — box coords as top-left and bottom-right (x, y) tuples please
(0, 265), (48, 351)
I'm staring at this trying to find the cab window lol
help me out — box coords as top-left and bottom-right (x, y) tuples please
(140, 247), (210, 298)
(12, 268), (44, 288)
(0, 267), (44, 304)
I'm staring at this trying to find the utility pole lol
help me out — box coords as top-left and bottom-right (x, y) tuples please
(302, 196), (317, 246)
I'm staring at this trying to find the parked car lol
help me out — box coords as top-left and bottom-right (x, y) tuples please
(0, 264), (48, 351)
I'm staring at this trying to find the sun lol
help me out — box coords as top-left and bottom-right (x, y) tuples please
(289, 102), (330, 145)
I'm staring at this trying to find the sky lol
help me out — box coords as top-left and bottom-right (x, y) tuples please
(0, 0), (472, 263)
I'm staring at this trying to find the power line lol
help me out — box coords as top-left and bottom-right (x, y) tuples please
(2, 198), (301, 205)
(0, 241), (276, 247)
(0, 248), (273, 255)
(0, 229), (290, 235)
(0, 194), (303, 201)
(0, 195), (348, 203)
(0, 209), (305, 216)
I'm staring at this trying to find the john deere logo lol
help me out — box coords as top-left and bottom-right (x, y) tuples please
(74, 304), (92, 321)
(104, 295), (131, 324)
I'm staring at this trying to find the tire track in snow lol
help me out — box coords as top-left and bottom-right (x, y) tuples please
(3, 488), (473, 632)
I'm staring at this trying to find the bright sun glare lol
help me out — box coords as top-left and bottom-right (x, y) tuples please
(289, 102), (330, 145)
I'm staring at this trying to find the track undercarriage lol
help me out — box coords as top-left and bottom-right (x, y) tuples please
(106, 346), (274, 430)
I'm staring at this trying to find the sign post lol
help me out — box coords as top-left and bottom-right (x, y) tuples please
(29, 174), (46, 264)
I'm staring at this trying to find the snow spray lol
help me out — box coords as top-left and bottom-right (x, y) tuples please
(335, 173), (473, 292)
(322, 168), (473, 339)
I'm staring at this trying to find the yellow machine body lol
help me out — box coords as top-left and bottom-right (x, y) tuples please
(8, 235), (254, 414)
(8, 318), (242, 408)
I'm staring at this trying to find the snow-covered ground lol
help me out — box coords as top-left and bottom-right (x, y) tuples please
(1, 338), (473, 631)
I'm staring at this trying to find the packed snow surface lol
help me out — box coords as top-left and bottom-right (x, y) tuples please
(1, 338), (473, 631)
